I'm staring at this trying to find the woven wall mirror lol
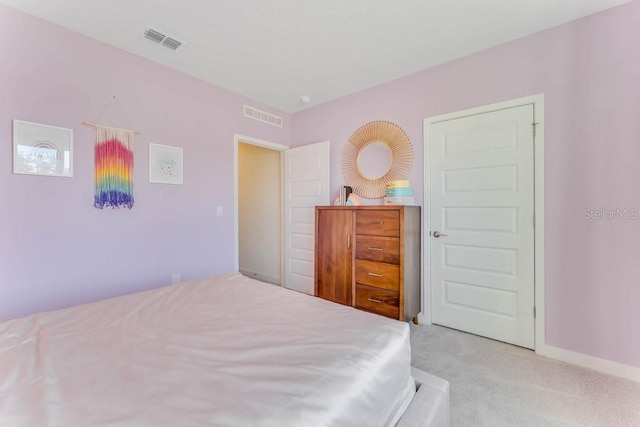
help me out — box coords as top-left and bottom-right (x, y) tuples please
(342, 120), (413, 198)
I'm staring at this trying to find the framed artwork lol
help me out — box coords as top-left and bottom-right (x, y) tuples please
(149, 143), (183, 185)
(13, 120), (73, 177)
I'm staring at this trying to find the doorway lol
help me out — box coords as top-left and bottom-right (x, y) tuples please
(237, 141), (282, 285)
(423, 94), (545, 350)
(234, 135), (331, 293)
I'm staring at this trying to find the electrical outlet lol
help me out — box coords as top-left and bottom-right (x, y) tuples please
(171, 274), (181, 284)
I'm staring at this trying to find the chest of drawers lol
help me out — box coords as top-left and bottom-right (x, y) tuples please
(315, 206), (421, 323)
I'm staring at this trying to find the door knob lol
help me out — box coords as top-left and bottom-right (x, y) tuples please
(432, 230), (448, 238)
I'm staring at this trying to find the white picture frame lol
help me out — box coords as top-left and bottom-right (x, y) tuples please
(13, 120), (73, 177)
(149, 143), (183, 185)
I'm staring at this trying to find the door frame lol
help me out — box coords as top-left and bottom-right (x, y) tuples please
(233, 134), (289, 284)
(422, 94), (545, 352)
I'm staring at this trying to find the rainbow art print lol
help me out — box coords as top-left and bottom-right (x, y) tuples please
(94, 125), (135, 209)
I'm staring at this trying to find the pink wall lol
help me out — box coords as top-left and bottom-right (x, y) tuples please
(292, 2), (640, 368)
(2, 2), (639, 370)
(0, 5), (290, 321)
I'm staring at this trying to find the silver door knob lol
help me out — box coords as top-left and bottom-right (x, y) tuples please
(432, 231), (448, 238)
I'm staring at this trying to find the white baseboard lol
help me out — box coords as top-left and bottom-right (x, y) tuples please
(536, 344), (640, 383)
(416, 312), (432, 325)
(239, 268), (280, 286)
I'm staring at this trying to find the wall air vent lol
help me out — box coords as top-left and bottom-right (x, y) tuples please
(243, 105), (283, 127)
(144, 28), (182, 51)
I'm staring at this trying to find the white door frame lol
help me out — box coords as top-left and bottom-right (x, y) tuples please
(233, 134), (289, 284)
(422, 94), (545, 352)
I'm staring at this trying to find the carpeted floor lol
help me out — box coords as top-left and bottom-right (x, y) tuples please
(409, 324), (640, 427)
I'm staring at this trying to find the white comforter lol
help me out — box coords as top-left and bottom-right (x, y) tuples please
(0, 272), (415, 426)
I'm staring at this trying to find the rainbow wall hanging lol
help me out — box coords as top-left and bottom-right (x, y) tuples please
(94, 125), (135, 209)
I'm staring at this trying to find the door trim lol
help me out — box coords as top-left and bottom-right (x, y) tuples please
(422, 94), (545, 352)
(233, 134), (289, 285)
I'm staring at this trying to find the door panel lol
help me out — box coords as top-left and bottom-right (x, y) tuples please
(283, 141), (330, 294)
(429, 104), (535, 349)
(315, 209), (353, 305)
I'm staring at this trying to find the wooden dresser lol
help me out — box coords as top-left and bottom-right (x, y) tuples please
(315, 205), (421, 323)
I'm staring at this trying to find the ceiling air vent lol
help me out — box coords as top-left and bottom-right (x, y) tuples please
(144, 28), (165, 43)
(243, 105), (283, 127)
(162, 37), (182, 51)
(144, 28), (182, 51)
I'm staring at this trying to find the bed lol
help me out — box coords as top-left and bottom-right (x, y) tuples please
(0, 272), (448, 426)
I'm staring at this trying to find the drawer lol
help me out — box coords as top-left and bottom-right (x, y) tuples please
(356, 235), (400, 264)
(355, 284), (400, 319)
(355, 259), (399, 291)
(356, 210), (400, 237)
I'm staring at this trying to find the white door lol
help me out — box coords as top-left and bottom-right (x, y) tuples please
(283, 141), (330, 294)
(428, 105), (535, 349)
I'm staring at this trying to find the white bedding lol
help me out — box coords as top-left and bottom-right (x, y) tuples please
(0, 272), (415, 426)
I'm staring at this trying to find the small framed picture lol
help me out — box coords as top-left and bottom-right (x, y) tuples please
(149, 143), (183, 185)
(13, 120), (73, 177)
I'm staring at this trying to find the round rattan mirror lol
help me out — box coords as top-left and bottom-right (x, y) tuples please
(357, 141), (392, 180)
(342, 120), (413, 198)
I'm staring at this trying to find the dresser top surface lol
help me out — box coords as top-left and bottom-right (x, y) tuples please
(316, 205), (420, 211)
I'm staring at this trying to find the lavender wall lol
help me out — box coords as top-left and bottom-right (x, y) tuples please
(292, 2), (640, 368)
(0, 6), (290, 321)
(2, 2), (639, 370)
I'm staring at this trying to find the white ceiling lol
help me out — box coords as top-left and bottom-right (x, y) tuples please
(1, 0), (633, 113)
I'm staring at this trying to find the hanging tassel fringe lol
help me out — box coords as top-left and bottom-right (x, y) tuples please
(94, 126), (135, 209)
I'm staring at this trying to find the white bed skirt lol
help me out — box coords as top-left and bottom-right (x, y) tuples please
(397, 367), (450, 427)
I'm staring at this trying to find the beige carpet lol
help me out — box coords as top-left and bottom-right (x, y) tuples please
(409, 324), (640, 427)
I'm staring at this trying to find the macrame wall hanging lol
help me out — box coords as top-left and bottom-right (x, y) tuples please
(83, 96), (139, 209)
(93, 125), (135, 209)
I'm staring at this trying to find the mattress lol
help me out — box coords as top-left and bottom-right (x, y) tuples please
(0, 272), (415, 426)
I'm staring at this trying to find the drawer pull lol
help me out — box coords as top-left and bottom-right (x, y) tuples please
(368, 247), (384, 251)
(368, 272), (384, 278)
(368, 298), (384, 304)
(369, 221), (384, 225)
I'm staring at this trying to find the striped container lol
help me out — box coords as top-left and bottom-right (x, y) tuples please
(385, 180), (413, 204)
(386, 180), (411, 189)
(386, 187), (413, 197)
(384, 196), (415, 205)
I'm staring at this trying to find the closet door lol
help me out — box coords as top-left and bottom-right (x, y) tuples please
(315, 208), (353, 306)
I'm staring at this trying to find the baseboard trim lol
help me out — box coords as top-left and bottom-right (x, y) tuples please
(239, 268), (280, 286)
(536, 344), (640, 383)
